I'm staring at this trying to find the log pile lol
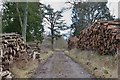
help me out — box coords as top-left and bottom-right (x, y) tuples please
(77, 21), (120, 55)
(68, 36), (79, 49)
(0, 33), (29, 79)
(27, 42), (41, 60)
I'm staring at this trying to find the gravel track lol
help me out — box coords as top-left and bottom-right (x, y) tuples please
(31, 51), (93, 78)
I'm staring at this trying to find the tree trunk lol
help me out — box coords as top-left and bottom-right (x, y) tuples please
(51, 23), (54, 50)
(16, 3), (23, 31)
(0, 13), (2, 34)
(22, 1), (28, 42)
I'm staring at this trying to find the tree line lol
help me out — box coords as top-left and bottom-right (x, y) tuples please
(2, 0), (115, 49)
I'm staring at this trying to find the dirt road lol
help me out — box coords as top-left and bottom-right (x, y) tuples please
(31, 51), (93, 78)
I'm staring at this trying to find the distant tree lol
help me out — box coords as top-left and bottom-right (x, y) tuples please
(43, 5), (68, 50)
(70, 1), (114, 36)
(115, 18), (120, 21)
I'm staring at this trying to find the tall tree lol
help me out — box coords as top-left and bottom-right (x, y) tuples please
(43, 5), (67, 50)
(27, 2), (44, 42)
(70, 1), (114, 36)
(2, 3), (22, 34)
(22, 1), (28, 42)
(2, 2), (44, 42)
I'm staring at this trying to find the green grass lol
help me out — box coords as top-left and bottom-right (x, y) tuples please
(64, 49), (118, 78)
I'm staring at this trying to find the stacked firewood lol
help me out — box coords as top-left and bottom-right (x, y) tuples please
(0, 33), (29, 79)
(77, 21), (120, 55)
(68, 36), (79, 49)
(27, 42), (41, 60)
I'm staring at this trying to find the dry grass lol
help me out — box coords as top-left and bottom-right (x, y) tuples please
(54, 37), (67, 50)
(64, 49), (118, 78)
(10, 59), (39, 78)
(39, 50), (54, 63)
(10, 50), (54, 78)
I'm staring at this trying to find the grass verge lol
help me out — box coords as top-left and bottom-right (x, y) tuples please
(10, 50), (54, 78)
(64, 49), (118, 78)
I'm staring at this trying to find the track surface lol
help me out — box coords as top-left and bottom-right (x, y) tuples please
(32, 51), (93, 78)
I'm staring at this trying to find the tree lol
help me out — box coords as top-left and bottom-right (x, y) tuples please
(27, 2), (44, 42)
(2, 2), (44, 42)
(2, 3), (22, 34)
(70, 1), (114, 36)
(22, 1), (28, 42)
(43, 5), (67, 50)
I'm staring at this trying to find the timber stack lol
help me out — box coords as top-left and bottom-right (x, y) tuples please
(68, 36), (79, 49)
(27, 42), (41, 60)
(77, 21), (120, 55)
(0, 33), (29, 79)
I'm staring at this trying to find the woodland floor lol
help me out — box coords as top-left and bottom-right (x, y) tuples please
(31, 51), (93, 78)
